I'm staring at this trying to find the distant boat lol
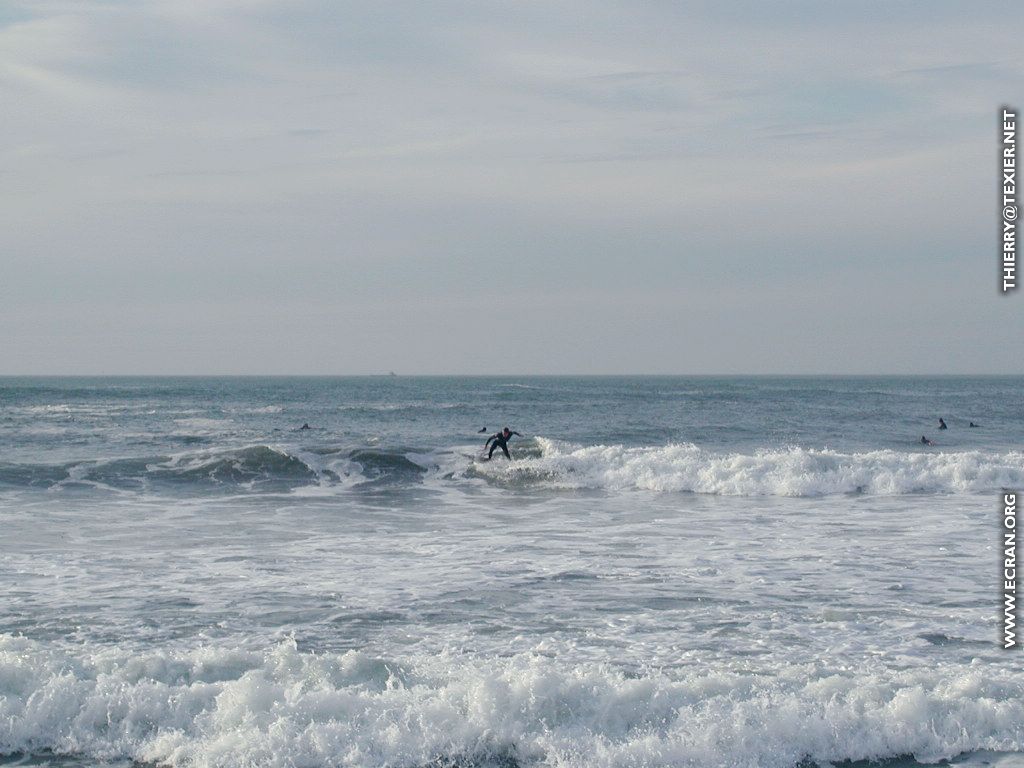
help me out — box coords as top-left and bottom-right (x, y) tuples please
(389, 371), (397, 377)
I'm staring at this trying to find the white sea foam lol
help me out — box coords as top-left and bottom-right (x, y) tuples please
(332, 402), (468, 412)
(172, 418), (235, 431)
(468, 439), (1024, 496)
(291, 448), (371, 490)
(15, 404), (148, 417)
(0, 635), (1020, 768)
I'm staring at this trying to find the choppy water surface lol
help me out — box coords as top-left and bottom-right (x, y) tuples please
(1, 377), (1022, 767)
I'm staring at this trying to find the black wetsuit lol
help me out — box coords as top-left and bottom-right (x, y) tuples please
(485, 431), (521, 459)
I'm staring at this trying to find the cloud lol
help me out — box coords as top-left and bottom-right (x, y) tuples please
(0, 0), (1021, 372)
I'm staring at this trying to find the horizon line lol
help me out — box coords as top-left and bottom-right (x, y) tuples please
(1, 372), (1023, 378)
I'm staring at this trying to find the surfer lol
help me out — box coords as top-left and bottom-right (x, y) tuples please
(299, 423), (311, 431)
(921, 436), (933, 445)
(938, 418), (947, 430)
(478, 427), (488, 433)
(484, 427), (522, 460)
(969, 422), (979, 428)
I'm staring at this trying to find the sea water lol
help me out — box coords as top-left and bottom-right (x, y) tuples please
(1, 376), (1022, 767)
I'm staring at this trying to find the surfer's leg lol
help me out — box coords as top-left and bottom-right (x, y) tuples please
(488, 443), (498, 459)
(501, 444), (511, 460)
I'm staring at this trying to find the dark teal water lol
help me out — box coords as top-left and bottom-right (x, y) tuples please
(1, 375), (1022, 484)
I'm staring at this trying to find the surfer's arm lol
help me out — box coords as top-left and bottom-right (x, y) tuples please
(510, 431), (522, 437)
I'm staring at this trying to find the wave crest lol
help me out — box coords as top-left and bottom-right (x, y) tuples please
(4, 441), (1023, 498)
(0, 445), (434, 493)
(152, 445), (319, 486)
(470, 439), (1024, 496)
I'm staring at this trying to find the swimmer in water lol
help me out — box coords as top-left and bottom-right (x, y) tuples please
(921, 435), (933, 445)
(938, 418), (947, 430)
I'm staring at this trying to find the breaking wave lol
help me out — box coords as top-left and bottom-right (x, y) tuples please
(0, 446), (428, 493)
(2, 440), (1022, 497)
(468, 439), (1024, 496)
(0, 635), (1020, 768)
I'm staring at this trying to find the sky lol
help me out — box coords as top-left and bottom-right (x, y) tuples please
(1, 0), (1021, 374)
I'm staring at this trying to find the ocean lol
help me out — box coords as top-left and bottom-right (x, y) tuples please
(1, 376), (1022, 768)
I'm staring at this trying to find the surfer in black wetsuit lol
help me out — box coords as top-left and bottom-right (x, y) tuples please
(484, 427), (522, 460)
(938, 418), (947, 430)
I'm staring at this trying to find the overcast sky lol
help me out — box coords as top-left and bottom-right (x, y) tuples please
(1, 0), (1021, 374)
